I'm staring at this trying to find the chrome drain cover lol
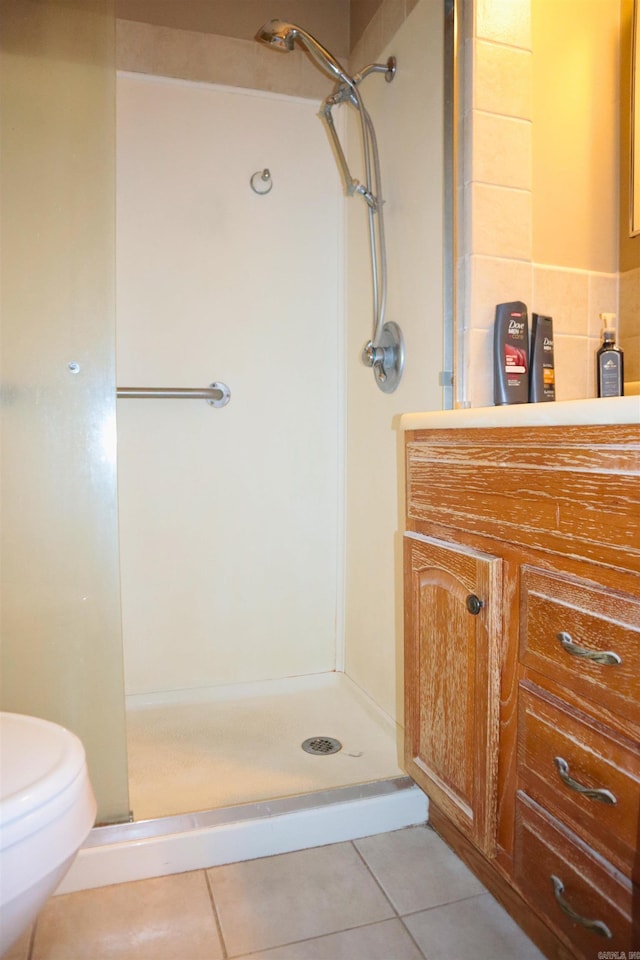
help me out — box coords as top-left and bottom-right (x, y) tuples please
(301, 736), (342, 756)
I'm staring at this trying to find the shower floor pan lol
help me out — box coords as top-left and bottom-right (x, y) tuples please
(125, 672), (405, 821)
(55, 675), (427, 894)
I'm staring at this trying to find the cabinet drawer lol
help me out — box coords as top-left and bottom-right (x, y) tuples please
(514, 793), (634, 958)
(517, 681), (640, 877)
(520, 567), (640, 724)
(405, 425), (640, 570)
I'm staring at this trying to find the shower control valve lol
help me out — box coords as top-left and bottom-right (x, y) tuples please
(361, 322), (405, 394)
(361, 340), (379, 368)
(361, 340), (388, 382)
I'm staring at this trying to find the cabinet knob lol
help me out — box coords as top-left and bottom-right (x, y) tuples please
(466, 594), (484, 615)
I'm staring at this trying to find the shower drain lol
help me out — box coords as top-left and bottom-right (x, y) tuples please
(301, 736), (342, 756)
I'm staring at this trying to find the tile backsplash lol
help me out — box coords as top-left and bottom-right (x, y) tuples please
(458, 0), (629, 407)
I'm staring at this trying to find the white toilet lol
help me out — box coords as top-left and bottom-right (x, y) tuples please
(0, 712), (97, 956)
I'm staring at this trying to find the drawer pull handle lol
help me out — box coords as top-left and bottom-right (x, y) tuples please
(557, 632), (622, 666)
(551, 875), (612, 938)
(553, 757), (617, 805)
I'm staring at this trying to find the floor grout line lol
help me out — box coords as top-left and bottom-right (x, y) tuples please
(397, 915), (430, 960)
(27, 921), (37, 960)
(349, 832), (496, 960)
(399, 889), (490, 921)
(350, 838), (401, 919)
(204, 868), (229, 960)
(225, 917), (423, 960)
(203, 839), (431, 960)
(18, 830), (536, 960)
(349, 837), (430, 959)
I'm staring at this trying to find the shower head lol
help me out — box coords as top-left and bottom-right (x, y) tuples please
(255, 19), (354, 87)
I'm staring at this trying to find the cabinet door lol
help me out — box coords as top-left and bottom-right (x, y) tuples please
(404, 534), (502, 854)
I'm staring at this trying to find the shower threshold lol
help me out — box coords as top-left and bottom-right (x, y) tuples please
(86, 776), (417, 847)
(58, 776), (428, 895)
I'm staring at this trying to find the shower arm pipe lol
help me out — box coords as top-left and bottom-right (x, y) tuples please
(353, 57), (397, 85)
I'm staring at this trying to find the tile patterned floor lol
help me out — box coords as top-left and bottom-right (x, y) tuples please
(7, 825), (545, 960)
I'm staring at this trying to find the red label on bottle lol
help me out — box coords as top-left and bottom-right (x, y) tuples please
(504, 343), (527, 374)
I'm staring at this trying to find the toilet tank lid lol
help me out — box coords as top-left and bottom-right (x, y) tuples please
(0, 712), (88, 824)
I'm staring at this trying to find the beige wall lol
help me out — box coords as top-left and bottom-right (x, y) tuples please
(619, 0), (637, 272)
(351, 0), (383, 50)
(116, 0), (351, 98)
(532, 0), (618, 273)
(116, 0), (416, 58)
(350, 0), (421, 67)
(618, 0), (640, 382)
(117, 0), (424, 99)
(116, 19), (333, 99)
(344, 0), (444, 724)
(114, 0), (443, 726)
(116, 76), (343, 697)
(116, 0), (350, 58)
(459, 0), (634, 407)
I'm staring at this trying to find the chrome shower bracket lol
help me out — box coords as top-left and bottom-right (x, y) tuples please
(353, 56), (397, 85)
(362, 321), (405, 393)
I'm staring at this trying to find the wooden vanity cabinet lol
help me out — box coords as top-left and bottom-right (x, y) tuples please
(403, 423), (640, 959)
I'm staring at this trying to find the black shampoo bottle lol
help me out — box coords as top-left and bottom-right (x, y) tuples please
(529, 313), (555, 402)
(493, 301), (529, 405)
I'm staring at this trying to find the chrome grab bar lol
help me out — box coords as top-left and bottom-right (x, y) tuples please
(116, 381), (230, 408)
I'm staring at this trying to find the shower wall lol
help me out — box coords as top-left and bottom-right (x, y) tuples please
(344, 0), (445, 723)
(116, 74), (344, 697)
(116, 0), (446, 724)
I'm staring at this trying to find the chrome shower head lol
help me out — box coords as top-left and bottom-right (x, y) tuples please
(256, 18), (295, 51)
(255, 19), (354, 87)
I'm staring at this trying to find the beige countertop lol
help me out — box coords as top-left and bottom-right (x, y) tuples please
(400, 395), (640, 431)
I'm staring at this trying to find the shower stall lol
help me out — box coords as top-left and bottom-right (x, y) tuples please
(1, 0), (447, 834)
(116, 70), (400, 819)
